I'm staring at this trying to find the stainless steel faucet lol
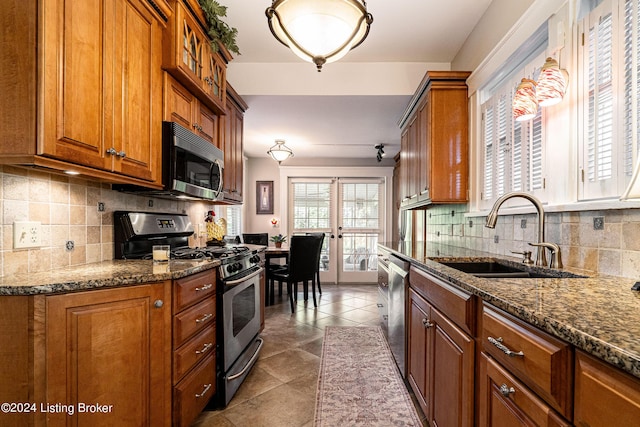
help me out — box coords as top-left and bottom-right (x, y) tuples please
(485, 192), (547, 267)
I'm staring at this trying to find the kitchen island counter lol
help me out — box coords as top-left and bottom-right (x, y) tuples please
(379, 241), (640, 380)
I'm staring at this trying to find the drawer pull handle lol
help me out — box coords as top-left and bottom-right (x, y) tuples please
(195, 383), (212, 399)
(499, 384), (516, 397)
(195, 313), (213, 324)
(195, 283), (213, 292)
(422, 318), (434, 328)
(195, 342), (213, 355)
(488, 336), (524, 357)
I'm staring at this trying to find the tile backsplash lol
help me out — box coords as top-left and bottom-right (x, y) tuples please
(423, 204), (640, 279)
(0, 166), (212, 277)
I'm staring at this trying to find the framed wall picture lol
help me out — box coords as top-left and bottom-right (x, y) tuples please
(256, 181), (274, 214)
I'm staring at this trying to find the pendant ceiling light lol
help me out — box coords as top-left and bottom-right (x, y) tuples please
(265, 0), (373, 72)
(267, 139), (294, 164)
(512, 78), (538, 122)
(536, 57), (568, 107)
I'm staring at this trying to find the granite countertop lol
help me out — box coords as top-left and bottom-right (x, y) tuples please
(0, 259), (220, 296)
(380, 241), (640, 380)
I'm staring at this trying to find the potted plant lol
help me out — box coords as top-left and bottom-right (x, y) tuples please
(270, 234), (287, 248)
(198, 0), (240, 55)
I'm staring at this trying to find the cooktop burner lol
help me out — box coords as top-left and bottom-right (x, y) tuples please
(139, 245), (251, 261)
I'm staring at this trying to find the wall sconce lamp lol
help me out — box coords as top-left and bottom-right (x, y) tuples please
(536, 57), (568, 107)
(271, 218), (279, 227)
(375, 144), (385, 162)
(267, 139), (294, 164)
(512, 78), (539, 122)
(265, 0), (373, 72)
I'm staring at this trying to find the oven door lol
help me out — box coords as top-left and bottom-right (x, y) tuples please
(221, 267), (263, 372)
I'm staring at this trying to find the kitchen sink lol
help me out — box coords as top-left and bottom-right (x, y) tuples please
(434, 259), (588, 279)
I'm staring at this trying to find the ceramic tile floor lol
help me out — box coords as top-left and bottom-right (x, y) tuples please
(193, 283), (425, 427)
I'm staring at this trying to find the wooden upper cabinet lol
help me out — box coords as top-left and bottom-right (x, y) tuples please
(164, 72), (219, 144)
(219, 84), (247, 204)
(0, 0), (165, 185)
(163, 0), (227, 116)
(398, 71), (471, 207)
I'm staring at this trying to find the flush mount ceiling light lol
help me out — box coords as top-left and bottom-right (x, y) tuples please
(536, 57), (568, 107)
(265, 0), (373, 72)
(375, 144), (385, 162)
(267, 139), (294, 164)
(512, 78), (538, 122)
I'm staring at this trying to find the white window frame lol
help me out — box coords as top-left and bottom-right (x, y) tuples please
(578, 0), (640, 200)
(479, 52), (547, 211)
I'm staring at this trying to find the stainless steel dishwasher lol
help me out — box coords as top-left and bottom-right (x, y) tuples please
(388, 254), (410, 378)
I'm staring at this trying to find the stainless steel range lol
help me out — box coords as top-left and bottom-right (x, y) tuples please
(114, 211), (264, 407)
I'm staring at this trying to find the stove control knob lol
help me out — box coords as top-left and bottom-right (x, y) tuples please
(234, 262), (243, 271)
(226, 265), (234, 273)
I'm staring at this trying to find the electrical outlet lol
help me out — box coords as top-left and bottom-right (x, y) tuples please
(14, 221), (42, 249)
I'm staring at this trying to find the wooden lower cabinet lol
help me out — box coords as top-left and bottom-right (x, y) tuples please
(478, 353), (570, 427)
(171, 269), (217, 426)
(574, 350), (640, 427)
(407, 287), (475, 427)
(46, 282), (172, 427)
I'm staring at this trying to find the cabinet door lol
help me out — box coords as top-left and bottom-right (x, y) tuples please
(46, 283), (171, 427)
(113, 0), (163, 182)
(196, 102), (219, 144)
(41, 0), (109, 170)
(407, 288), (432, 417)
(175, 2), (205, 85)
(478, 353), (570, 427)
(41, 0), (161, 181)
(574, 351), (640, 427)
(220, 93), (244, 202)
(203, 46), (226, 106)
(430, 306), (475, 427)
(165, 73), (197, 129)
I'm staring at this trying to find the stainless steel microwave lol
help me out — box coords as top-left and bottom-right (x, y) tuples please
(115, 121), (224, 201)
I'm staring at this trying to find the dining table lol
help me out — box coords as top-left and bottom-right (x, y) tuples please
(264, 245), (289, 305)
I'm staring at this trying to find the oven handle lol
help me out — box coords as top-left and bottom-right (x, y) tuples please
(227, 337), (264, 381)
(223, 267), (263, 286)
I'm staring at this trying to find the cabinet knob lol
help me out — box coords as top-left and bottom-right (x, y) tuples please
(154, 299), (164, 308)
(499, 384), (515, 397)
(422, 318), (433, 328)
(106, 147), (117, 156)
(116, 151), (126, 158)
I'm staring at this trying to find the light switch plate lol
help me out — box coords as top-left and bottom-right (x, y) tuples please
(14, 221), (42, 249)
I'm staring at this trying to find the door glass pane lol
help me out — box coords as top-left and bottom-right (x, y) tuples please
(340, 182), (380, 273)
(291, 182), (332, 272)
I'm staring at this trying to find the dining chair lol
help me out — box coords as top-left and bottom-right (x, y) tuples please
(305, 232), (325, 295)
(269, 235), (324, 312)
(242, 233), (269, 245)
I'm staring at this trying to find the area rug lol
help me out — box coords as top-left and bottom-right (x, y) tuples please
(314, 326), (422, 426)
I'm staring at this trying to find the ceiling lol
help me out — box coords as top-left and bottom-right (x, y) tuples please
(222, 0), (493, 162)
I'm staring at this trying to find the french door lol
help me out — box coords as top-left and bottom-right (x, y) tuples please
(289, 177), (384, 284)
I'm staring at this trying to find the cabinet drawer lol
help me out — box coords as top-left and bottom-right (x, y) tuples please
(482, 305), (573, 418)
(173, 269), (216, 312)
(173, 298), (216, 347)
(409, 266), (476, 335)
(173, 354), (215, 427)
(173, 325), (216, 384)
(479, 353), (570, 427)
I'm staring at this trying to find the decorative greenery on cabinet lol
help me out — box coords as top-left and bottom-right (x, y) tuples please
(198, 0), (240, 55)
